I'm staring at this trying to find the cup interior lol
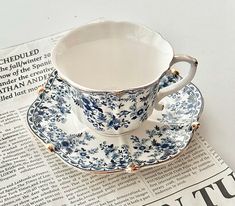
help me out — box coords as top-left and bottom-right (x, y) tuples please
(52, 21), (173, 91)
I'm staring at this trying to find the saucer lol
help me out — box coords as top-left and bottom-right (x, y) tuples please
(27, 70), (203, 173)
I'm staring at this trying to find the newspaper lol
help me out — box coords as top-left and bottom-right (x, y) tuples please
(0, 31), (235, 206)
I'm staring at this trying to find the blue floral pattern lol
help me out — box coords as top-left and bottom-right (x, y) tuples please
(71, 81), (158, 133)
(27, 70), (203, 173)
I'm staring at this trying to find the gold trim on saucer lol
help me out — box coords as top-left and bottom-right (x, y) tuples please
(191, 122), (200, 130)
(46, 144), (55, 152)
(113, 90), (125, 97)
(125, 163), (140, 173)
(37, 86), (45, 94)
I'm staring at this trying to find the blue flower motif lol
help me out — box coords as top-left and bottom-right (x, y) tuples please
(61, 140), (69, 147)
(28, 70), (202, 172)
(82, 97), (90, 104)
(108, 115), (121, 130)
(137, 108), (144, 115)
(70, 74), (162, 132)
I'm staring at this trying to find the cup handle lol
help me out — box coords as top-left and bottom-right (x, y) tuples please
(155, 55), (198, 110)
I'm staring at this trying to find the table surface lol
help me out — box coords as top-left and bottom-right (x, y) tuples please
(1, 0), (235, 170)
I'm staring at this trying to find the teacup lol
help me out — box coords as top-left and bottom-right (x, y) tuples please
(52, 20), (198, 135)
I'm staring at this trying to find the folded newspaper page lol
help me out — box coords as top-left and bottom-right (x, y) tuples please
(0, 32), (235, 206)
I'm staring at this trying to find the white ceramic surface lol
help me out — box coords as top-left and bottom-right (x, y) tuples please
(27, 70), (203, 173)
(52, 20), (198, 135)
(1, 0), (234, 171)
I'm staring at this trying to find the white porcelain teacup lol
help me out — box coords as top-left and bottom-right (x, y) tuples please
(52, 20), (198, 135)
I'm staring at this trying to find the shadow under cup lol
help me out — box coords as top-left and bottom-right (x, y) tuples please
(52, 21), (175, 135)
